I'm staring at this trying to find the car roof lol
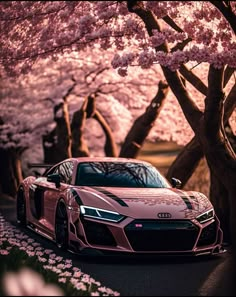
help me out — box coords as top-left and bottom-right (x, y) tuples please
(68, 156), (151, 165)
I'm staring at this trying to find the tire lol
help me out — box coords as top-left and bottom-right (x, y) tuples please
(16, 188), (26, 226)
(55, 202), (68, 250)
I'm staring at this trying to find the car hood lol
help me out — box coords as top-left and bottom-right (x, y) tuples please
(74, 186), (212, 220)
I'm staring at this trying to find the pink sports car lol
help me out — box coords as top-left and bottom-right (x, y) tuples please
(17, 157), (224, 256)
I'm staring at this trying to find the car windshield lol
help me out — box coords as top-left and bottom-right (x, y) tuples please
(75, 162), (170, 188)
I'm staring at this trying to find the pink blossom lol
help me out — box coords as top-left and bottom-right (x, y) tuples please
(73, 271), (82, 278)
(2, 268), (64, 296)
(138, 50), (155, 69)
(91, 292), (100, 296)
(38, 257), (47, 263)
(150, 33), (165, 47)
(0, 249), (9, 255)
(26, 251), (35, 257)
(78, 14), (96, 35)
(59, 271), (72, 277)
(44, 249), (53, 254)
(74, 282), (87, 291)
(111, 54), (122, 69)
(98, 286), (108, 293)
(117, 68), (128, 77)
(48, 259), (56, 265)
(49, 253), (56, 258)
(36, 251), (43, 256)
(27, 239), (34, 243)
(26, 245), (34, 251)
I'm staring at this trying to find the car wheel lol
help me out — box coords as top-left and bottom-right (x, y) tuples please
(16, 187), (26, 226)
(55, 202), (68, 250)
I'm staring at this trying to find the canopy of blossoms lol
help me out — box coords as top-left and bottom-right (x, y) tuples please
(0, 1), (235, 78)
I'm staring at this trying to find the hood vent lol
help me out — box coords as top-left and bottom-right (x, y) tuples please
(93, 187), (128, 207)
(181, 196), (193, 210)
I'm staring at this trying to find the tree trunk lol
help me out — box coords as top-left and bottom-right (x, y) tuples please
(43, 100), (72, 163)
(225, 121), (236, 151)
(71, 96), (90, 157)
(129, 3), (236, 253)
(209, 172), (230, 243)
(0, 148), (22, 197)
(14, 152), (23, 185)
(42, 128), (57, 163)
(93, 110), (118, 157)
(210, 1), (236, 34)
(201, 67), (236, 250)
(166, 137), (203, 186)
(54, 101), (72, 160)
(166, 122), (236, 189)
(119, 80), (169, 158)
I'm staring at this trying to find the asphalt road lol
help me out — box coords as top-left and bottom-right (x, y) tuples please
(1, 194), (235, 296)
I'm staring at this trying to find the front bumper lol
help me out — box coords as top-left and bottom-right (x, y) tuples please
(68, 215), (223, 256)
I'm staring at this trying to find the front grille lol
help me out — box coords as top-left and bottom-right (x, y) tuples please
(197, 220), (217, 247)
(82, 220), (117, 246)
(125, 220), (199, 251)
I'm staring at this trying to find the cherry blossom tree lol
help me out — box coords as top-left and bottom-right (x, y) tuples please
(0, 75), (54, 195)
(0, 48), (173, 195)
(122, 1), (236, 248)
(0, 1), (236, 249)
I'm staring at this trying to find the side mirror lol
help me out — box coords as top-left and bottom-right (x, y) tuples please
(171, 177), (182, 189)
(47, 174), (61, 188)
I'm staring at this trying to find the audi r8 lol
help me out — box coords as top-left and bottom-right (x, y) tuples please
(16, 157), (224, 256)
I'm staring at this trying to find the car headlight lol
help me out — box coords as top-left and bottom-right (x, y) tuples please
(196, 209), (214, 224)
(80, 206), (125, 223)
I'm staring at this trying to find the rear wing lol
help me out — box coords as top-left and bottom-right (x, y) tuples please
(28, 163), (54, 169)
(27, 163), (55, 176)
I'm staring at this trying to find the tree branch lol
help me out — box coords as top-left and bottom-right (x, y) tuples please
(127, 1), (203, 132)
(204, 66), (225, 140)
(224, 66), (235, 87)
(210, 1), (236, 35)
(119, 80), (169, 158)
(178, 64), (208, 96)
(93, 110), (118, 157)
(165, 15), (207, 96)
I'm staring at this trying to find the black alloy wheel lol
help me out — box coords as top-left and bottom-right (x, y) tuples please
(16, 188), (26, 226)
(55, 202), (69, 250)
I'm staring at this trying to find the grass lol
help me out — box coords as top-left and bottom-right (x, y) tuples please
(138, 140), (210, 196)
(138, 140), (183, 175)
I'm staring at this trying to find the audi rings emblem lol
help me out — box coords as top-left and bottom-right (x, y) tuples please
(157, 212), (172, 218)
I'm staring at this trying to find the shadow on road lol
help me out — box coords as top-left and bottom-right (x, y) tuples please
(70, 251), (224, 265)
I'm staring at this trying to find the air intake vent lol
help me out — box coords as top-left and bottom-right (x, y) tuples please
(125, 220), (199, 251)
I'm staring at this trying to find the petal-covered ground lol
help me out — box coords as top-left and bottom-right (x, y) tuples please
(0, 213), (120, 296)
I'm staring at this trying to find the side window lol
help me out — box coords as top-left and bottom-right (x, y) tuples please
(58, 162), (74, 184)
(45, 165), (59, 176)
